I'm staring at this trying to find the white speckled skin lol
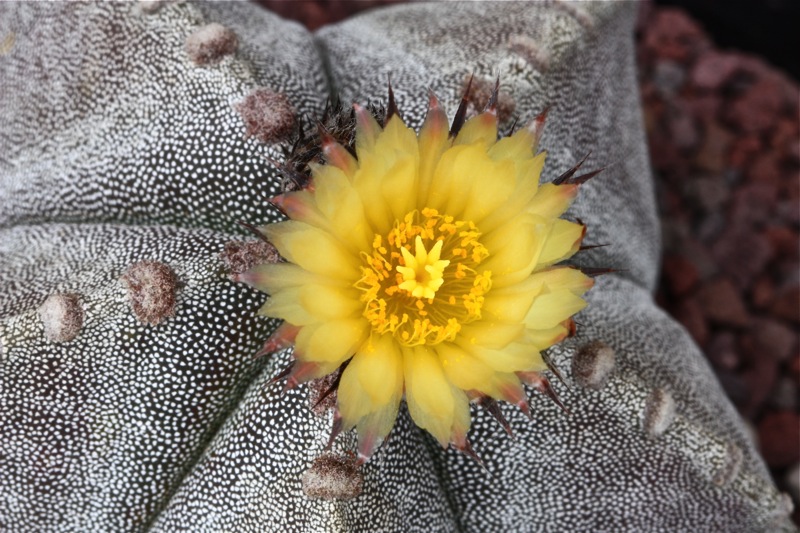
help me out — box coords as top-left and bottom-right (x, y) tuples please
(0, 2), (794, 532)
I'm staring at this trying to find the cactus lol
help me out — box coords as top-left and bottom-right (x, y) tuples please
(0, 2), (794, 532)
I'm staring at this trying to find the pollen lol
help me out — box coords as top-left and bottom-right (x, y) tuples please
(357, 208), (490, 346)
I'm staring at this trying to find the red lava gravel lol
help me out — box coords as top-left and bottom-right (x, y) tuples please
(637, 4), (800, 521)
(259, 0), (800, 523)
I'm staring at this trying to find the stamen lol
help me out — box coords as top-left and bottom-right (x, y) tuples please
(355, 209), (491, 346)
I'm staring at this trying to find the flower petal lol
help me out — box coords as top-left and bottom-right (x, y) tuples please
(458, 340), (543, 374)
(294, 318), (368, 368)
(436, 342), (495, 392)
(453, 111), (497, 147)
(404, 345), (459, 446)
(524, 322), (569, 351)
(416, 91), (450, 204)
(259, 287), (319, 325)
(242, 263), (344, 294)
(298, 284), (363, 321)
(477, 153), (545, 234)
(537, 219), (585, 266)
(528, 182), (579, 219)
(488, 128), (536, 161)
(338, 334), (403, 424)
(528, 266), (594, 296)
(481, 215), (548, 288)
(354, 103), (382, 156)
(312, 164), (372, 252)
(263, 221), (360, 280)
(525, 288), (588, 330)
(457, 320), (525, 350)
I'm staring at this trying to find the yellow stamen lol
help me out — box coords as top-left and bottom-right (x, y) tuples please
(356, 208), (491, 346)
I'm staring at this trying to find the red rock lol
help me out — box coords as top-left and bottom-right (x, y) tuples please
(750, 275), (776, 310)
(791, 355), (800, 381)
(687, 95), (723, 126)
(728, 134), (762, 170)
(764, 226), (800, 261)
(770, 119), (800, 162)
(742, 359), (779, 417)
(643, 8), (709, 64)
(673, 296), (709, 347)
(771, 284), (800, 324)
(668, 109), (699, 151)
(711, 224), (773, 289)
(727, 183), (779, 226)
(691, 50), (741, 90)
(751, 318), (797, 362)
(726, 77), (787, 134)
(684, 175), (730, 213)
(696, 278), (750, 327)
(746, 152), (783, 186)
(662, 253), (700, 296)
(648, 129), (683, 172)
(693, 121), (732, 173)
(707, 332), (740, 371)
(758, 411), (800, 468)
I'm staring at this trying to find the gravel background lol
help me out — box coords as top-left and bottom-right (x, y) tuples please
(256, 0), (800, 524)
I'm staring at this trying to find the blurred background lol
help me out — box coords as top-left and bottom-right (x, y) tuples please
(256, 0), (800, 523)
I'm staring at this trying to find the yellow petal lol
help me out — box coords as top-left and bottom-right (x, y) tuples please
(436, 342), (495, 392)
(243, 263), (345, 294)
(528, 267), (594, 296)
(458, 158), (516, 225)
(524, 323), (569, 351)
(403, 345), (458, 446)
(381, 156), (419, 222)
(525, 289), (588, 330)
(481, 215), (547, 288)
(453, 111), (497, 147)
(258, 287), (314, 325)
(423, 144), (469, 213)
(537, 219), (585, 266)
(478, 153), (545, 234)
(416, 92), (450, 204)
(298, 284), (362, 320)
(457, 320), (525, 350)
(354, 103), (382, 156)
(528, 182), (579, 219)
(482, 283), (542, 323)
(488, 127), (536, 161)
(294, 318), (367, 366)
(269, 189), (326, 228)
(321, 136), (358, 177)
(312, 164), (372, 252)
(263, 221), (360, 281)
(458, 340), (541, 374)
(338, 334), (403, 424)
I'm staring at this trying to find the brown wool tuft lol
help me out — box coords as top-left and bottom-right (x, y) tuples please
(508, 34), (551, 72)
(220, 240), (280, 280)
(185, 23), (238, 66)
(121, 261), (178, 325)
(301, 454), (363, 501)
(641, 387), (676, 438)
(235, 88), (297, 145)
(572, 340), (616, 390)
(460, 75), (516, 123)
(38, 293), (85, 343)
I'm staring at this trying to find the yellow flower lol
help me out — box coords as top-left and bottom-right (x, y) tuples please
(245, 89), (594, 462)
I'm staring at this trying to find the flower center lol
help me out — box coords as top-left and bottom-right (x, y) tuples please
(356, 208), (492, 346)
